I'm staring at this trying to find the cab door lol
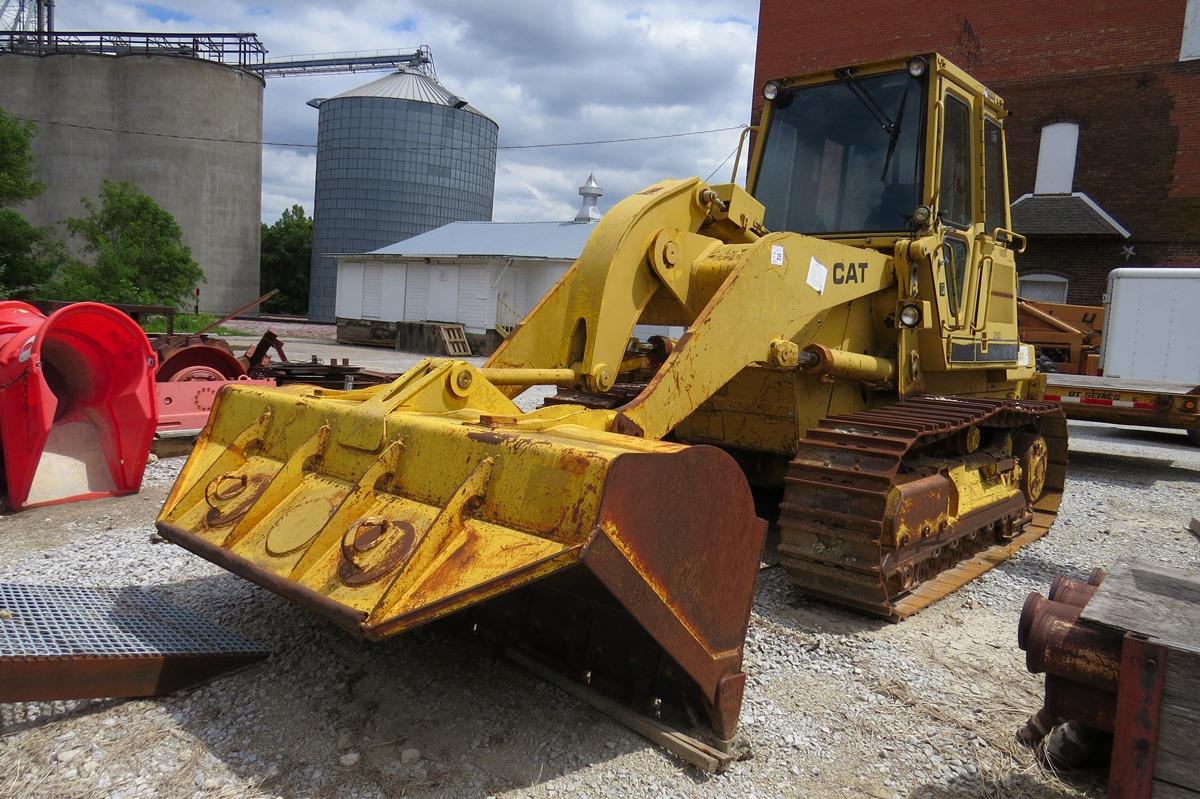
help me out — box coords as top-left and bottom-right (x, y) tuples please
(934, 84), (978, 335)
(934, 78), (1019, 367)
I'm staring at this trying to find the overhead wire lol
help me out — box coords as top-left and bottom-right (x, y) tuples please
(703, 128), (748, 182)
(5, 113), (744, 153)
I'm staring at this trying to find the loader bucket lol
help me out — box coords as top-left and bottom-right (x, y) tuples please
(157, 359), (765, 761)
(0, 301), (157, 510)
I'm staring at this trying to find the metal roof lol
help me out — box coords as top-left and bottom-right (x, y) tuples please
(326, 68), (491, 119)
(367, 221), (598, 260)
(1011, 193), (1131, 239)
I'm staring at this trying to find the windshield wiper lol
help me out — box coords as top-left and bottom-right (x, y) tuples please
(835, 68), (898, 137)
(834, 69), (908, 182)
(880, 84), (909, 182)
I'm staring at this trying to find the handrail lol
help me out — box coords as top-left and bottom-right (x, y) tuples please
(0, 31), (266, 70)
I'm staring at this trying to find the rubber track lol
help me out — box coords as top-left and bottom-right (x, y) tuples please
(777, 396), (1067, 620)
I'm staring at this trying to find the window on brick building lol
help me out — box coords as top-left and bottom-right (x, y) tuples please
(1019, 273), (1069, 303)
(1184, 0), (1200, 61)
(1034, 123), (1079, 194)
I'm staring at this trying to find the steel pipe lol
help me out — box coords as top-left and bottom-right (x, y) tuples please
(1048, 575), (1098, 608)
(1025, 613), (1122, 691)
(1044, 675), (1116, 732)
(801, 344), (896, 384)
(478, 368), (579, 386)
(1018, 592), (1081, 651)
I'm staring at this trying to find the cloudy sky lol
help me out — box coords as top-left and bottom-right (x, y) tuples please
(51, 1), (760, 224)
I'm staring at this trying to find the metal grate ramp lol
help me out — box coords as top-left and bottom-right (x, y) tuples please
(0, 583), (269, 703)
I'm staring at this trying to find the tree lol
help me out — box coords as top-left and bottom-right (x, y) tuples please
(39, 180), (204, 308)
(0, 106), (55, 299)
(260, 204), (312, 314)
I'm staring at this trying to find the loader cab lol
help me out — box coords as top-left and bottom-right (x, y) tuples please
(750, 60), (929, 238)
(747, 54), (1014, 243)
(747, 53), (1026, 383)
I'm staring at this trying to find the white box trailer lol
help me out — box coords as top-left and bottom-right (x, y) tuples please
(1100, 268), (1200, 383)
(1042, 268), (1200, 445)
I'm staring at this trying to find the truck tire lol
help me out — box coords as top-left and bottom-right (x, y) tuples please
(1188, 428), (1200, 447)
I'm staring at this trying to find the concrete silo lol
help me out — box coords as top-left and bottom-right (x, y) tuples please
(307, 65), (498, 322)
(0, 37), (264, 312)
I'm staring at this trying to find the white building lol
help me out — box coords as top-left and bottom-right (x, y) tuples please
(335, 219), (595, 353)
(335, 175), (679, 355)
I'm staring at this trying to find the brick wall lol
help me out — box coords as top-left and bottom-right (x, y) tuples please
(755, 0), (1200, 305)
(754, 0), (1190, 97)
(1020, 238), (1200, 305)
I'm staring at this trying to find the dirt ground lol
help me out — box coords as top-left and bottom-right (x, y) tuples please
(1, 344), (1198, 798)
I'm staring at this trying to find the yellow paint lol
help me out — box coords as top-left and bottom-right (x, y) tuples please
(160, 51), (1049, 638)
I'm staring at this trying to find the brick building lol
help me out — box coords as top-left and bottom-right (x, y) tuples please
(753, 0), (1200, 304)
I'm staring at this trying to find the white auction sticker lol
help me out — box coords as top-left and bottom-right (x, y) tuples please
(806, 256), (828, 294)
(770, 244), (785, 266)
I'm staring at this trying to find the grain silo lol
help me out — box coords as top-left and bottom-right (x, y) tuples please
(307, 62), (498, 322)
(0, 32), (264, 312)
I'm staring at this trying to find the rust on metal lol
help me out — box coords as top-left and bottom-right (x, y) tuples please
(583, 445), (766, 742)
(1024, 612), (1122, 691)
(338, 517), (419, 586)
(158, 520), (370, 634)
(203, 473), (271, 527)
(156, 392), (766, 757)
(1108, 635), (1168, 799)
(1049, 575), (1099, 608)
(1019, 593), (1081, 650)
(1017, 569), (1132, 761)
(0, 583), (268, 703)
(1043, 675), (1117, 732)
(777, 397), (1067, 619)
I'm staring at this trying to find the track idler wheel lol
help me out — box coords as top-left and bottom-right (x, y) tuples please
(1014, 433), (1049, 503)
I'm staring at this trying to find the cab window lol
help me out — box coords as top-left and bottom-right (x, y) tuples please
(984, 120), (1006, 233)
(943, 235), (969, 318)
(754, 70), (926, 235)
(939, 93), (972, 228)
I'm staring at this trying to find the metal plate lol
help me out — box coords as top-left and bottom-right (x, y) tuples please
(0, 583), (268, 702)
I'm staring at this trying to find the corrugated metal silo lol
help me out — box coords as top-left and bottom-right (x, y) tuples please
(308, 66), (499, 322)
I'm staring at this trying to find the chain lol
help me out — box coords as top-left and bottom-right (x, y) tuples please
(0, 368), (30, 393)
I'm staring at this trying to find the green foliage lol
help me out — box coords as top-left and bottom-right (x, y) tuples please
(139, 312), (242, 335)
(39, 180), (204, 309)
(260, 204), (312, 315)
(0, 106), (55, 299)
(0, 210), (57, 299)
(0, 107), (41, 206)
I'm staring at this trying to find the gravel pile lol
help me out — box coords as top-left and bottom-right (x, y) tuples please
(1, 420), (1196, 798)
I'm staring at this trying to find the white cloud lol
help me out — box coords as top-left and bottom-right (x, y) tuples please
(260, 147), (316, 222)
(52, 1), (758, 224)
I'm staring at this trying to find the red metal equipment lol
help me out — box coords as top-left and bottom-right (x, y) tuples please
(151, 334), (276, 435)
(154, 376), (276, 434)
(146, 292), (283, 435)
(1018, 565), (1188, 798)
(1020, 568), (1116, 725)
(0, 301), (157, 510)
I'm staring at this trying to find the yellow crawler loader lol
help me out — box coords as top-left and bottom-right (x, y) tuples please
(158, 53), (1065, 768)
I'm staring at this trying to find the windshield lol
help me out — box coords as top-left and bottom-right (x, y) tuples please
(754, 70), (926, 235)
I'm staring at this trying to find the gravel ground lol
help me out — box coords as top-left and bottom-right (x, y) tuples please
(1, 420), (1197, 799)
(223, 320), (336, 341)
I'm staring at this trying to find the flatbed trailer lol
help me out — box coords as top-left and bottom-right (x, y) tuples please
(1043, 373), (1200, 444)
